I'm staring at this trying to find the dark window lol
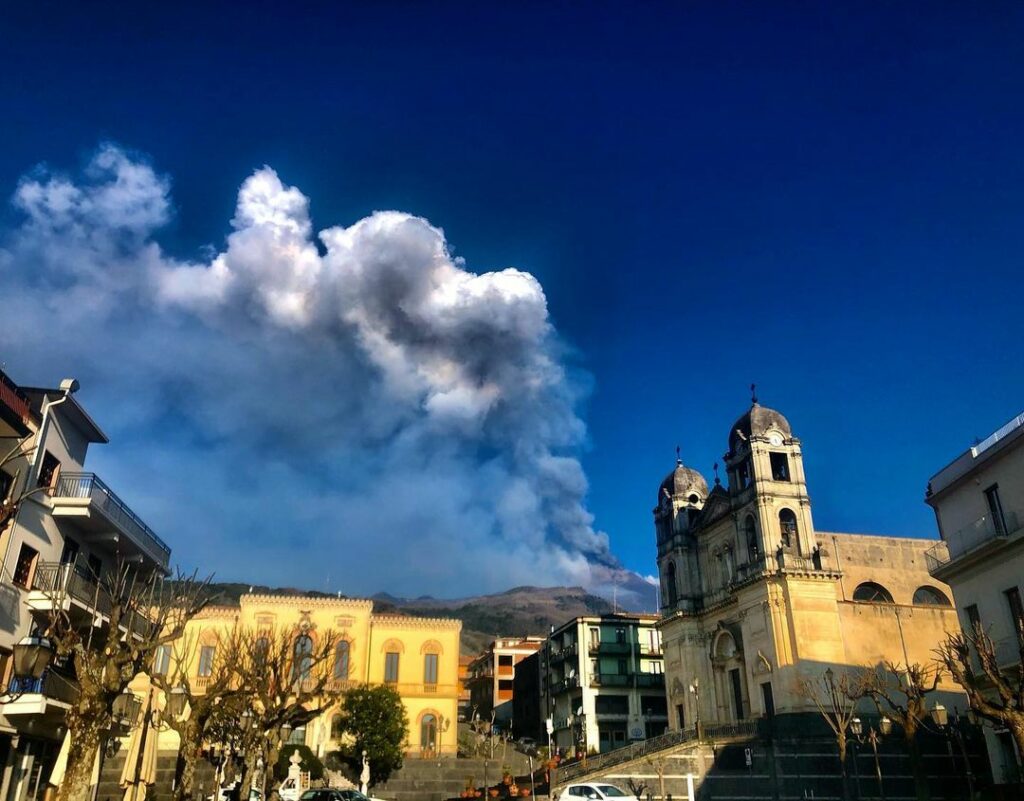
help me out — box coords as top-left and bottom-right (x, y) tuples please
(331, 714), (344, 739)
(36, 452), (60, 490)
(498, 679), (513, 691)
(615, 628), (626, 643)
(761, 683), (775, 719)
(688, 493), (699, 504)
(595, 695), (629, 715)
(745, 516), (758, 558)
(198, 645), (216, 677)
(13, 543), (38, 588)
(737, 459), (752, 488)
(676, 704), (686, 729)
(913, 586), (951, 606)
(985, 484), (1007, 535)
(59, 539), (79, 566)
(965, 604), (982, 634)
(334, 641), (350, 680)
(254, 637), (270, 669)
(770, 453), (790, 481)
(384, 651), (400, 683)
(293, 635), (313, 681)
(0, 471), (13, 501)
(1005, 588), (1024, 641)
(779, 509), (798, 548)
(642, 695), (667, 715)
(666, 562), (678, 607)
(618, 658), (628, 675)
(424, 653), (439, 685)
(852, 582), (894, 603)
(498, 654), (514, 666)
(87, 554), (102, 580)
(729, 668), (744, 719)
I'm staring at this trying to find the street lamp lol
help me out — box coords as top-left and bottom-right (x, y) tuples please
(167, 686), (188, 718)
(931, 703), (974, 799)
(12, 633), (54, 682)
(689, 678), (701, 739)
(280, 722), (294, 743)
(850, 717), (888, 801)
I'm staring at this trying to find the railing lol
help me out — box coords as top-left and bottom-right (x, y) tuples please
(551, 643), (578, 661)
(51, 473), (171, 568)
(588, 641), (631, 655)
(555, 720), (761, 784)
(634, 673), (665, 688)
(32, 561), (113, 615)
(973, 412), (1024, 457)
(590, 674), (631, 688)
(925, 509), (1022, 572)
(31, 561), (156, 633)
(7, 670), (81, 705)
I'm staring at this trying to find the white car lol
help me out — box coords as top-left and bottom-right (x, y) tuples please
(560, 784), (638, 801)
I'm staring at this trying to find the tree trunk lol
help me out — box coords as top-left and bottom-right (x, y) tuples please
(837, 734), (850, 801)
(173, 720), (201, 801)
(55, 719), (103, 801)
(239, 750), (259, 801)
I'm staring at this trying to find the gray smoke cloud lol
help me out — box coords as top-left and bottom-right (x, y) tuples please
(0, 144), (653, 605)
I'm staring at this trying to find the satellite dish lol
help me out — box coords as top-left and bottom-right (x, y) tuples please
(576, 706), (584, 716)
(568, 668), (576, 678)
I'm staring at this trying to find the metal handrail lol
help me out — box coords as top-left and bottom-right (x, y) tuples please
(8, 670), (81, 705)
(555, 720), (760, 784)
(926, 509), (1021, 572)
(51, 472), (171, 567)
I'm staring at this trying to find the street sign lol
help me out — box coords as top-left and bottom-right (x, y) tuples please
(545, 718), (554, 735)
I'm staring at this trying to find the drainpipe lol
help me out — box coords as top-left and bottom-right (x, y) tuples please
(831, 535), (846, 602)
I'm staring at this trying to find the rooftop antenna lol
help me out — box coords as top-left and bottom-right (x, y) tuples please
(713, 461), (721, 486)
(750, 383), (758, 405)
(675, 445), (682, 465)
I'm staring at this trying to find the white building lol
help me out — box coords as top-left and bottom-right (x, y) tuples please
(0, 369), (171, 801)
(926, 409), (1024, 785)
(541, 614), (666, 754)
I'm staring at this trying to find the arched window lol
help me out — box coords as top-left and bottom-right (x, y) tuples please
(745, 516), (758, 559)
(853, 582), (894, 603)
(779, 509), (798, 548)
(420, 713), (438, 754)
(913, 586), (952, 607)
(666, 562), (678, 607)
(334, 641), (350, 680)
(424, 652), (439, 686)
(293, 634), (313, 680)
(331, 713), (344, 739)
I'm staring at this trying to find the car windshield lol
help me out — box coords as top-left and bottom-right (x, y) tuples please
(598, 787), (629, 797)
(300, 793), (319, 801)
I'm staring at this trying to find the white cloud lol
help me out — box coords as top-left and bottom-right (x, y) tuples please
(0, 144), (653, 606)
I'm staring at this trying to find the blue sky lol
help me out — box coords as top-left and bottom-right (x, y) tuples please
(2, 3), (1023, 600)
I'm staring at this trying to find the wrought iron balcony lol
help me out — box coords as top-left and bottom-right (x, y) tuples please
(590, 673), (631, 688)
(588, 641), (631, 655)
(925, 509), (1022, 575)
(634, 673), (665, 688)
(50, 472), (171, 569)
(29, 561), (156, 633)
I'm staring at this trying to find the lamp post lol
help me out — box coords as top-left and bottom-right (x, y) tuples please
(689, 679), (701, 740)
(851, 716), (890, 801)
(930, 703), (974, 800)
(3, 633), (56, 700)
(849, 718), (863, 800)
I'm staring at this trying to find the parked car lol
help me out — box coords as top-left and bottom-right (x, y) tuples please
(337, 790), (389, 801)
(558, 784), (638, 801)
(207, 783), (262, 801)
(301, 791), (386, 801)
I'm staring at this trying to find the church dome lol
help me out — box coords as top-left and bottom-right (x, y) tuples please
(659, 459), (708, 503)
(728, 402), (792, 453)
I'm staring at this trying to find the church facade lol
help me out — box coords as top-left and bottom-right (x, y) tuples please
(656, 398), (962, 730)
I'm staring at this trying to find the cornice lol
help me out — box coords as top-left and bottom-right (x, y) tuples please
(240, 594), (374, 610)
(371, 613), (462, 630)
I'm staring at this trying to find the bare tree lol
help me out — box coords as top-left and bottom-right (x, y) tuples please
(153, 625), (246, 801)
(859, 661), (942, 801)
(41, 562), (212, 801)
(235, 624), (341, 797)
(937, 622), (1024, 763)
(799, 668), (861, 801)
(643, 754), (669, 801)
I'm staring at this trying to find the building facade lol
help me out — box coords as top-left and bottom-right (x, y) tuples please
(540, 614), (666, 754)
(165, 594), (463, 759)
(467, 637), (544, 724)
(925, 409), (1024, 784)
(0, 369), (170, 801)
(656, 398), (963, 732)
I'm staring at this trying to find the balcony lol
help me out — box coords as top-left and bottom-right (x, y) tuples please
(28, 561), (155, 633)
(590, 673), (631, 688)
(925, 509), (1022, 577)
(588, 641), (632, 655)
(634, 673), (665, 689)
(2, 670), (80, 717)
(550, 642), (578, 662)
(0, 369), (32, 437)
(50, 473), (171, 570)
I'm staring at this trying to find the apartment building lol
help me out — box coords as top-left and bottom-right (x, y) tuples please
(467, 636), (545, 725)
(926, 409), (1024, 785)
(0, 368), (171, 801)
(540, 614), (666, 754)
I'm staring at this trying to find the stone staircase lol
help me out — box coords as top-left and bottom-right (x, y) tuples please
(375, 755), (541, 801)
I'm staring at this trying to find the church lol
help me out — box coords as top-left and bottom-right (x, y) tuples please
(655, 395), (961, 730)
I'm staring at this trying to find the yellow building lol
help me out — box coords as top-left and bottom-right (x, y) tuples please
(158, 593), (462, 759)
